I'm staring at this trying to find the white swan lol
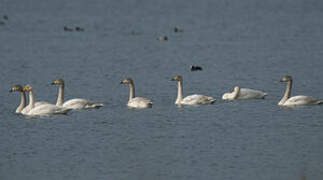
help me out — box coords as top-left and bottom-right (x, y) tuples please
(22, 84), (71, 116)
(10, 84), (27, 113)
(278, 75), (323, 106)
(120, 78), (152, 108)
(222, 86), (267, 100)
(171, 75), (216, 105)
(51, 78), (103, 110)
(10, 84), (50, 114)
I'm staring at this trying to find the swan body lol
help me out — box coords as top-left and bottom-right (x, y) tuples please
(121, 78), (152, 108)
(62, 98), (103, 109)
(22, 84), (71, 116)
(180, 94), (216, 105)
(26, 103), (71, 116)
(51, 79), (103, 110)
(21, 101), (51, 114)
(128, 97), (152, 108)
(278, 75), (323, 106)
(222, 86), (267, 100)
(172, 75), (216, 105)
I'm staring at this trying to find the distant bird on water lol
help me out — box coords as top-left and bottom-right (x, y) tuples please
(190, 65), (203, 71)
(75, 26), (84, 32)
(157, 36), (168, 41)
(174, 27), (183, 33)
(64, 26), (73, 32)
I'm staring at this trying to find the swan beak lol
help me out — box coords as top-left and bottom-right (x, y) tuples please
(51, 82), (55, 85)
(120, 81), (124, 84)
(171, 78), (175, 81)
(9, 89), (13, 93)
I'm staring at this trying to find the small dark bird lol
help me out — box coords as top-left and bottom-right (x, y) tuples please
(157, 36), (168, 41)
(190, 65), (203, 71)
(3, 15), (8, 20)
(75, 26), (84, 32)
(0, 21), (4, 25)
(174, 27), (183, 33)
(64, 26), (73, 32)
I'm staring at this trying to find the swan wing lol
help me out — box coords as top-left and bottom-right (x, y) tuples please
(35, 101), (51, 106)
(284, 95), (318, 106)
(27, 104), (71, 116)
(222, 92), (234, 100)
(63, 98), (103, 109)
(21, 101), (51, 114)
(182, 94), (216, 105)
(128, 97), (152, 108)
(238, 88), (267, 99)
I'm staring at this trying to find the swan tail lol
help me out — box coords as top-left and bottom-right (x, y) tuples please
(59, 108), (72, 114)
(209, 98), (216, 104)
(316, 100), (323, 105)
(89, 103), (104, 109)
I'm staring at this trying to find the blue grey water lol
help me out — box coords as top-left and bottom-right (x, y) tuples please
(1, 0), (323, 179)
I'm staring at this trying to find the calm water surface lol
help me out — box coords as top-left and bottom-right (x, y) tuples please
(1, 0), (323, 180)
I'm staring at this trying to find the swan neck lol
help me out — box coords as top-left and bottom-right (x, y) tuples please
(28, 90), (35, 108)
(176, 81), (183, 104)
(233, 87), (240, 99)
(56, 85), (64, 106)
(17, 91), (26, 113)
(129, 82), (135, 101)
(279, 80), (292, 105)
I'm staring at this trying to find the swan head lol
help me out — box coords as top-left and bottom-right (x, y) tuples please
(120, 78), (134, 84)
(280, 75), (292, 82)
(23, 84), (33, 92)
(234, 86), (240, 92)
(171, 75), (183, 82)
(9, 84), (23, 93)
(51, 78), (64, 85)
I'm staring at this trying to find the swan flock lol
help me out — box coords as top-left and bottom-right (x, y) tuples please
(10, 75), (323, 116)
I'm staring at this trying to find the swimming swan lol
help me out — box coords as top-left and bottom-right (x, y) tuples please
(222, 86), (267, 100)
(22, 84), (71, 116)
(120, 78), (152, 108)
(10, 84), (27, 113)
(278, 75), (323, 106)
(9, 84), (51, 114)
(171, 75), (216, 105)
(51, 78), (103, 110)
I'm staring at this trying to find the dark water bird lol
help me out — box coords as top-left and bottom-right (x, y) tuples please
(174, 27), (183, 32)
(0, 21), (4, 25)
(75, 26), (84, 32)
(157, 36), (168, 41)
(64, 26), (74, 32)
(3, 15), (8, 20)
(190, 65), (202, 71)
